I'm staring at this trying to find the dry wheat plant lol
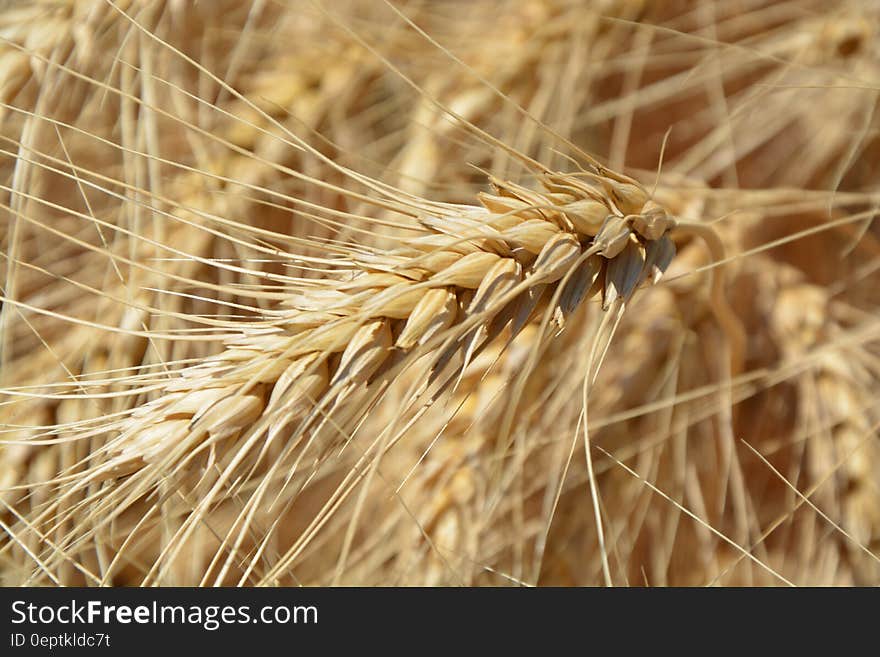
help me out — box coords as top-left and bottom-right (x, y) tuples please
(1, 0), (879, 586)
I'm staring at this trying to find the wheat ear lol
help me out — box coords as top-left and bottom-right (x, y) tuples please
(18, 164), (743, 583)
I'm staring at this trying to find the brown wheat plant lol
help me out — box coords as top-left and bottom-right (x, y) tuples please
(1, 0), (879, 586)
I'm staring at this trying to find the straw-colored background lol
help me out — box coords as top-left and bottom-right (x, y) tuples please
(1, 0), (878, 586)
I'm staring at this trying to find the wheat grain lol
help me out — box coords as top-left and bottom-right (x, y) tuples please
(92, 169), (688, 474)
(3, 155), (751, 587)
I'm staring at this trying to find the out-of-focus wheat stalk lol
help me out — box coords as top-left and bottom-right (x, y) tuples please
(1, 0), (879, 586)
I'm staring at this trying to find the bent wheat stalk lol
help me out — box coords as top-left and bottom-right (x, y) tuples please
(15, 161), (743, 582)
(108, 170), (669, 467)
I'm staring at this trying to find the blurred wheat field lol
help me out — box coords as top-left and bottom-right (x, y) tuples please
(1, 0), (879, 586)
